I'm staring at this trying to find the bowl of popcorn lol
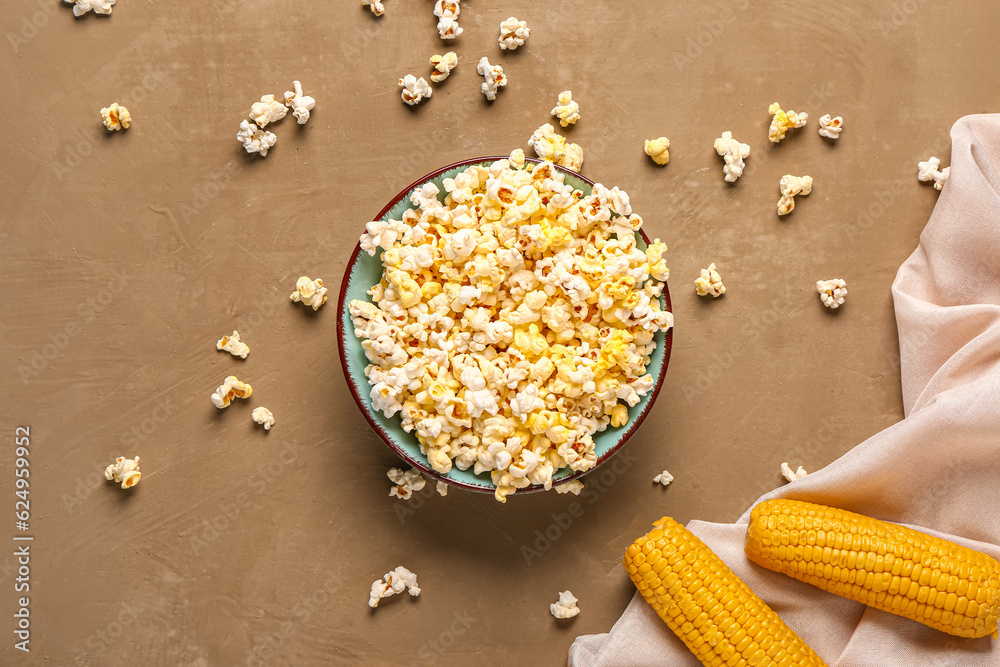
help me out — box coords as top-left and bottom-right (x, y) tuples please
(337, 153), (673, 502)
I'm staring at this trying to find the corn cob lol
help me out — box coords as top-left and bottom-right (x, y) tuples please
(746, 499), (1000, 639)
(624, 517), (827, 667)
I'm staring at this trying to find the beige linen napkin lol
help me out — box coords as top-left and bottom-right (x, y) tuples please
(569, 114), (1000, 666)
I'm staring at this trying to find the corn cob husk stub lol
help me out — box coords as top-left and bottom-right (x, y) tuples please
(623, 517), (828, 667)
(746, 499), (1000, 639)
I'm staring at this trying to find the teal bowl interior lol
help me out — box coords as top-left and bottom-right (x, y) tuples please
(336, 157), (673, 494)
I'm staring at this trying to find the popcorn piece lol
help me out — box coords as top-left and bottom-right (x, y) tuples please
(643, 137), (670, 165)
(818, 114), (844, 140)
(100, 102), (130, 131)
(653, 470), (673, 486)
(918, 156), (950, 191)
(777, 174), (813, 216)
(781, 462), (808, 482)
(283, 81), (316, 125)
(437, 17), (463, 39)
(816, 278), (847, 309)
(550, 90), (580, 127)
(237, 119), (277, 157)
(251, 406), (275, 431)
(250, 94), (288, 129)
(508, 148), (526, 169)
(436, 481), (448, 496)
(104, 456), (141, 489)
(388, 467), (427, 500)
(550, 590), (580, 619)
(211, 375), (253, 409)
(399, 75), (433, 106)
(527, 123), (584, 172)
(768, 102), (808, 143)
(499, 17), (530, 51)
(362, 0), (385, 16)
(429, 52), (458, 83)
(368, 566), (421, 608)
(713, 131), (750, 182)
(694, 263), (726, 298)
(434, 3), (462, 41)
(289, 276), (328, 311)
(477, 57), (507, 101)
(554, 480), (584, 496)
(66, 0), (116, 17)
(216, 330), (250, 359)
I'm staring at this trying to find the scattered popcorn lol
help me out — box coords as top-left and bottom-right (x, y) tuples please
(816, 278), (847, 309)
(643, 137), (670, 166)
(528, 123), (585, 172)
(694, 263), (726, 298)
(216, 330), (250, 359)
(349, 157), (673, 502)
(555, 480), (585, 496)
(436, 481), (448, 496)
(211, 376), (253, 409)
(768, 102), (808, 143)
(429, 52), (458, 83)
(477, 57), (507, 101)
(713, 131), (750, 182)
(399, 75), (433, 106)
(104, 456), (141, 489)
(368, 566), (421, 608)
(777, 174), (813, 216)
(508, 148), (526, 169)
(252, 406), (275, 431)
(550, 590), (580, 619)
(818, 114), (844, 140)
(237, 119), (277, 157)
(362, 0), (384, 16)
(499, 17), (530, 51)
(283, 81), (315, 125)
(781, 462), (808, 482)
(437, 17), (463, 39)
(388, 467), (427, 500)
(918, 156), (950, 191)
(289, 276), (328, 311)
(434, 1), (463, 40)
(100, 102), (130, 131)
(550, 91), (580, 128)
(250, 94), (288, 129)
(653, 470), (673, 486)
(65, 0), (116, 17)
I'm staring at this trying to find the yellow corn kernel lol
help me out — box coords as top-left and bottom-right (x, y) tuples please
(624, 517), (827, 667)
(746, 499), (1000, 639)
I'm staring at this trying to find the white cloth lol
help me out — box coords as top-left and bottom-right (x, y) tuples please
(569, 114), (1000, 666)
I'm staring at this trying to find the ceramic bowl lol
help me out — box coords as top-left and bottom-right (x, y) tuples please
(337, 157), (673, 495)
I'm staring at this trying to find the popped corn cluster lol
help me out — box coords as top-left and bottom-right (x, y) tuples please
(399, 75), (433, 106)
(237, 119), (277, 157)
(713, 131), (750, 182)
(653, 470), (673, 486)
(477, 57), (507, 101)
(550, 590), (580, 619)
(105, 456), (141, 489)
(100, 102), (130, 131)
(388, 467), (427, 500)
(429, 52), (458, 83)
(369, 566), (421, 608)
(237, 83), (316, 155)
(777, 174), (813, 215)
(362, 0), (385, 16)
(816, 278), (847, 309)
(551, 91), (580, 127)
(250, 95), (287, 128)
(252, 406), (275, 430)
(211, 375), (253, 409)
(349, 157), (673, 503)
(643, 137), (670, 166)
(284, 81), (316, 124)
(66, 0), (116, 17)
(818, 114), (844, 139)
(290, 276), (328, 310)
(918, 156), (950, 191)
(434, 0), (462, 40)
(499, 17), (530, 51)
(694, 263), (726, 298)
(528, 124), (584, 172)
(781, 462), (808, 482)
(768, 102), (808, 143)
(217, 330), (250, 359)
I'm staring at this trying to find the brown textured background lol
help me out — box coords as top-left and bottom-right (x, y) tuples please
(2, 0), (999, 664)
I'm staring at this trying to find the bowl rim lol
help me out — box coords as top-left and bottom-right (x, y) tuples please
(336, 156), (673, 495)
